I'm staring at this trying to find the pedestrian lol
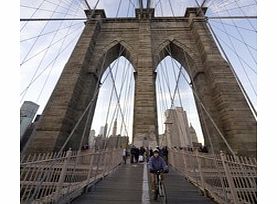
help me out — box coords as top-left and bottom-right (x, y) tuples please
(149, 147), (153, 157)
(161, 146), (168, 164)
(139, 146), (146, 162)
(135, 147), (140, 163)
(130, 145), (136, 163)
(122, 148), (127, 164)
(145, 147), (150, 162)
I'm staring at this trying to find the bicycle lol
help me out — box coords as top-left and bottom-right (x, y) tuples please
(152, 170), (168, 204)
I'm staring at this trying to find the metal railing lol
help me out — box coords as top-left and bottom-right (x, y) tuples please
(20, 148), (122, 203)
(169, 148), (257, 204)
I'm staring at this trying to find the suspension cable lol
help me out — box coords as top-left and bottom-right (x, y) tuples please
(20, 0), (46, 31)
(20, 21), (82, 43)
(20, 24), (84, 101)
(162, 0), (237, 156)
(106, 58), (130, 139)
(119, 62), (133, 135)
(20, 23), (83, 66)
(20, 4), (80, 17)
(103, 56), (122, 138)
(194, 0), (257, 117)
(209, 19), (257, 33)
(20, 0), (75, 66)
(211, 24), (256, 74)
(35, 0), (84, 103)
(212, 21), (257, 96)
(106, 47), (130, 139)
(221, 3), (257, 65)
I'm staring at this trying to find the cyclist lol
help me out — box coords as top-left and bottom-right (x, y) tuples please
(148, 148), (169, 193)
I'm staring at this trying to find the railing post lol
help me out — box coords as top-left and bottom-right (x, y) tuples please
(182, 149), (187, 174)
(102, 150), (108, 177)
(220, 151), (239, 204)
(86, 152), (95, 181)
(55, 149), (72, 200)
(195, 149), (207, 196)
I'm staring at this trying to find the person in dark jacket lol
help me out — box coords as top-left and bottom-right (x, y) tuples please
(130, 145), (136, 163)
(134, 147), (140, 163)
(148, 148), (168, 192)
(161, 146), (168, 164)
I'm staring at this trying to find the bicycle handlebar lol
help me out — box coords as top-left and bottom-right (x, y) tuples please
(150, 169), (169, 174)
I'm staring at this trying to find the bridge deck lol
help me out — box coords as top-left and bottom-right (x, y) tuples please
(72, 162), (215, 204)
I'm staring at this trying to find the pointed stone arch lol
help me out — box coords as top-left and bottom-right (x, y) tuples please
(154, 38), (203, 81)
(89, 39), (137, 77)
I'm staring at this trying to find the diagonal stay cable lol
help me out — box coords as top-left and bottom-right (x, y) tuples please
(25, 33), (110, 203)
(20, 21), (83, 43)
(207, 0), (240, 13)
(20, 25), (83, 100)
(210, 25), (257, 73)
(22, 0), (109, 200)
(20, 4), (80, 17)
(209, 19), (257, 33)
(156, 75), (167, 133)
(208, 3), (256, 16)
(221, 2), (257, 65)
(207, 22), (257, 117)
(20, 0), (46, 32)
(212, 21), (257, 96)
(210, 26), (257, 74)
(22, 27), (77, 102)
(128, 0), (136, 8)
(116, 0), (123, 17)
(105, 58), (130, 140)
(160, 61), (174, 102)
(20, 0), (75, 66)
(193, 0), (257, 116)
(164, 0), (238, 157)
(35, 0), (85, 103)
(102, 19), (127, 139)
(45, 0), (80, 14)
(114, 58), (130, 121)
(211, 24), (256, 51)
(20, 23), (83, 66)
(156, 75), (164, 134)
(21, 0), (83, 101)
(234, 0), (257, 32)
(167, 45), (186, 108)
(119, 62), (133, 135)
(107, 46), (130, 139)
(103, 58), (121, 138)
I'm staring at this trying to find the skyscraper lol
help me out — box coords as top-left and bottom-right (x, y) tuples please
(112, 119), (117, 137)
(165, 107), (198, 148)
(88, 129), (96, 149)
(20, 101), (39, 139)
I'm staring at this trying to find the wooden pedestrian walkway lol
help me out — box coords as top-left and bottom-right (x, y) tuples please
(72, 162), (215, 204)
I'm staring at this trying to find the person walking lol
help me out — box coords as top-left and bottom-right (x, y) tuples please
(161, 146), (168, 164)
(122, 148), (127, 164)
(139, 146), (146, 162)
(134, 146), (140, 163)
(130, 145), (136, 163)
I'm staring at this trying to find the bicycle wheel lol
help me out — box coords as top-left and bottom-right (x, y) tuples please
(154, 188), (158, 200)
(159, 183), (167, 204)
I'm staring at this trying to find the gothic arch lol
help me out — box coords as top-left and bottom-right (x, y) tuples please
(154, 39), (203, 81)
(91, 40), (137, 78)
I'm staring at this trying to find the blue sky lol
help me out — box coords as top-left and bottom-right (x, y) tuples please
(20, 0), (257, 144)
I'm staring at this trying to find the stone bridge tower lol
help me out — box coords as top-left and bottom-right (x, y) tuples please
(24, 6), (257, 157)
